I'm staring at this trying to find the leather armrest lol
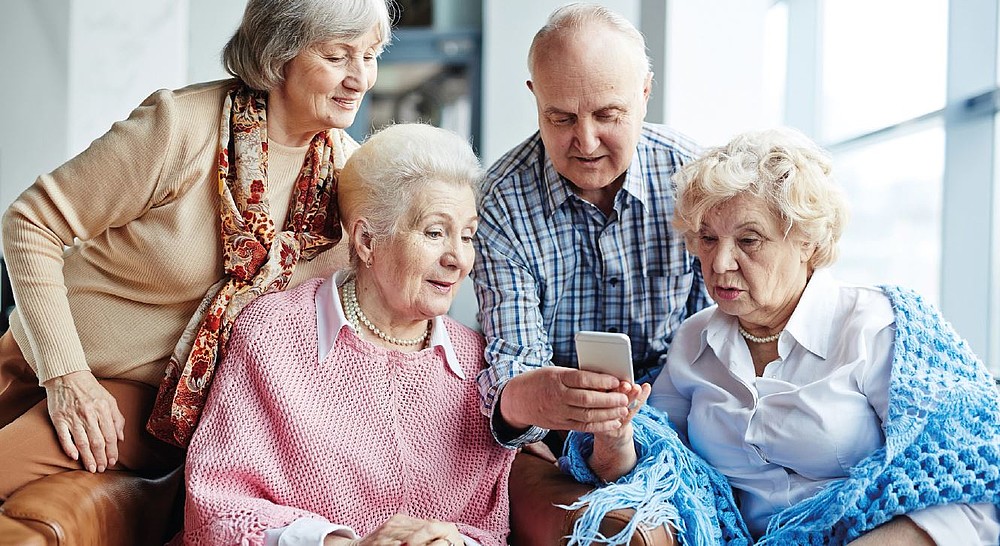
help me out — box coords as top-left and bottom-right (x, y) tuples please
(0, 466), (184, 546)
(0, 512), (46, 546)
(508, 451), (674, 546)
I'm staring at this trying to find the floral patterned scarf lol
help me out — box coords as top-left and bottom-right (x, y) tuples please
(147, 83), (342, 447)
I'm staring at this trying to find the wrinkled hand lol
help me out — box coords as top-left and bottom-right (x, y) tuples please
(593, 381), (651, 444)
(329, 514), (464, 546)
(42, 370), (125, 472)
(845, 516), (934, 546)
(588, 381), (651, 483)
(499, 367), (630, 433)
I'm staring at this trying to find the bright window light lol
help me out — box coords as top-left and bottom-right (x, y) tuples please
(820, 0), (947, 142)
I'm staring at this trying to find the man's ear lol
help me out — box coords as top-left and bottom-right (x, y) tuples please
(642, 71), (653, 103)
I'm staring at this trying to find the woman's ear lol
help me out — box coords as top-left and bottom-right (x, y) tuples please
(800, 240), (817, 264)
(350, 218), (375, 266)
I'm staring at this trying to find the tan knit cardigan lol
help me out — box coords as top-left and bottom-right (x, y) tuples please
(2, 79), (354, 386)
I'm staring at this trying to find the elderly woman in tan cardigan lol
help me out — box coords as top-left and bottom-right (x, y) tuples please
(0, 0), (392, 504)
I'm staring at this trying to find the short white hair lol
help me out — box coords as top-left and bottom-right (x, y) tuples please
(338, 123), (483, 269)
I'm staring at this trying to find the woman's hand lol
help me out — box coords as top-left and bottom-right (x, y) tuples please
(42, 370), (125, 472)
(325, 514), (465, 546)
(588, 381), (651, 483)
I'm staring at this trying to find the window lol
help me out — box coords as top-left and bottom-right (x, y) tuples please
(781, 0), (999, 369)
(831, 126), (944, 301)
(820, 0), (947, 143)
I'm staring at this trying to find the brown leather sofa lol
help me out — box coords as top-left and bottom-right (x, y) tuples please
(0, 454), (673, 546)
(0, 467), (183, 546)
(508, 451), (675, 546)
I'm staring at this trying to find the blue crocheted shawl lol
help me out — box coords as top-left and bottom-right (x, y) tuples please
(560, 286), (1000, 545)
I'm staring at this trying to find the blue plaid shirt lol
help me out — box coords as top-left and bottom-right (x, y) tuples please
(472, 124), (711, 447)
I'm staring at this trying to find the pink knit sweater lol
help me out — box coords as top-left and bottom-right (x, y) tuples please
(181, 279), (514, 545)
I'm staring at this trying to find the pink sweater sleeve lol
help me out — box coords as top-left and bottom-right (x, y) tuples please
(180, 316), (324, 545)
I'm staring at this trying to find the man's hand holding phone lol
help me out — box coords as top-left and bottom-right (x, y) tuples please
(575, 330), (650, 419)
(498, 367), (630, 433)
(496, 331), (651, 439)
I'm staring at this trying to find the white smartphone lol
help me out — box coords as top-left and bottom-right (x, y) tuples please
(575, 331), (634, 383)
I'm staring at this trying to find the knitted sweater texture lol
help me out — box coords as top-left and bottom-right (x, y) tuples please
(561, 285), (1000, 545)
(181, 279), (515, 546)
(1, 79), (353, 385)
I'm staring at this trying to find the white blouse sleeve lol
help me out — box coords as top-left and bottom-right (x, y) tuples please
(906, 503), (1000, 546)
(264, 519), (357, 546)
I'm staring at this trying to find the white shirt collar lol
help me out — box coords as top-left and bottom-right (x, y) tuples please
(699, 269), (838, 365)
(315, 270), (465, 379)
(782, 268), (837, 360)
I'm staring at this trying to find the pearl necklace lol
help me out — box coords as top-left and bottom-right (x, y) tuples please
(342, 278), (430, 347)
(738, 326), (781, 344)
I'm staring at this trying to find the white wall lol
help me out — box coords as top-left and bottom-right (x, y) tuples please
(187, 0), (246, 83)
(663, 0), (775, 147)
(67, 1), (188, 158)
(480, 0), (639, 165)
(0, 0), (71, 240)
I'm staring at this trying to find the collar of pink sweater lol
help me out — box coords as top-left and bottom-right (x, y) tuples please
(315, 270), (465, 378)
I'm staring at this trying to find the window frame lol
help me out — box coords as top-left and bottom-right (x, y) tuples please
(782, 0), (999, 369)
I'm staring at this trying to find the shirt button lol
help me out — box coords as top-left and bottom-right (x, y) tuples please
(609, 277), (619, 287)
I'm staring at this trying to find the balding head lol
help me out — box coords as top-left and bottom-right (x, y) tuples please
(528, 3), (651, 80)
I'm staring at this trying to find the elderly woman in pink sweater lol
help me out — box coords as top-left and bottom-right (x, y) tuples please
(179, 123), (515, 546)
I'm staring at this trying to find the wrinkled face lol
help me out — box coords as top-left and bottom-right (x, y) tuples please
(692, 195), (814, 329)
(275, 27), (382, 135)
(369, 181), (478, 322)
(529, 27), (651, 200)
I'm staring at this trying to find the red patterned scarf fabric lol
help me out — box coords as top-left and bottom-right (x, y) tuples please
(147, 83), (342, 447)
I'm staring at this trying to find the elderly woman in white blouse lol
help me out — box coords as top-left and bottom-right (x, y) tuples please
(572, 127), (1000, 546)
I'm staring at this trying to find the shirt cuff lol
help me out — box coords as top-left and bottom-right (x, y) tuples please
(264, 518), (357, 546)
(906, 502), (1000, 546)
(490, 385), (547, 448)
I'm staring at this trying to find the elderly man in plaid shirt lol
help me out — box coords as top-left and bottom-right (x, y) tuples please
(472, 3), (710, 460)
